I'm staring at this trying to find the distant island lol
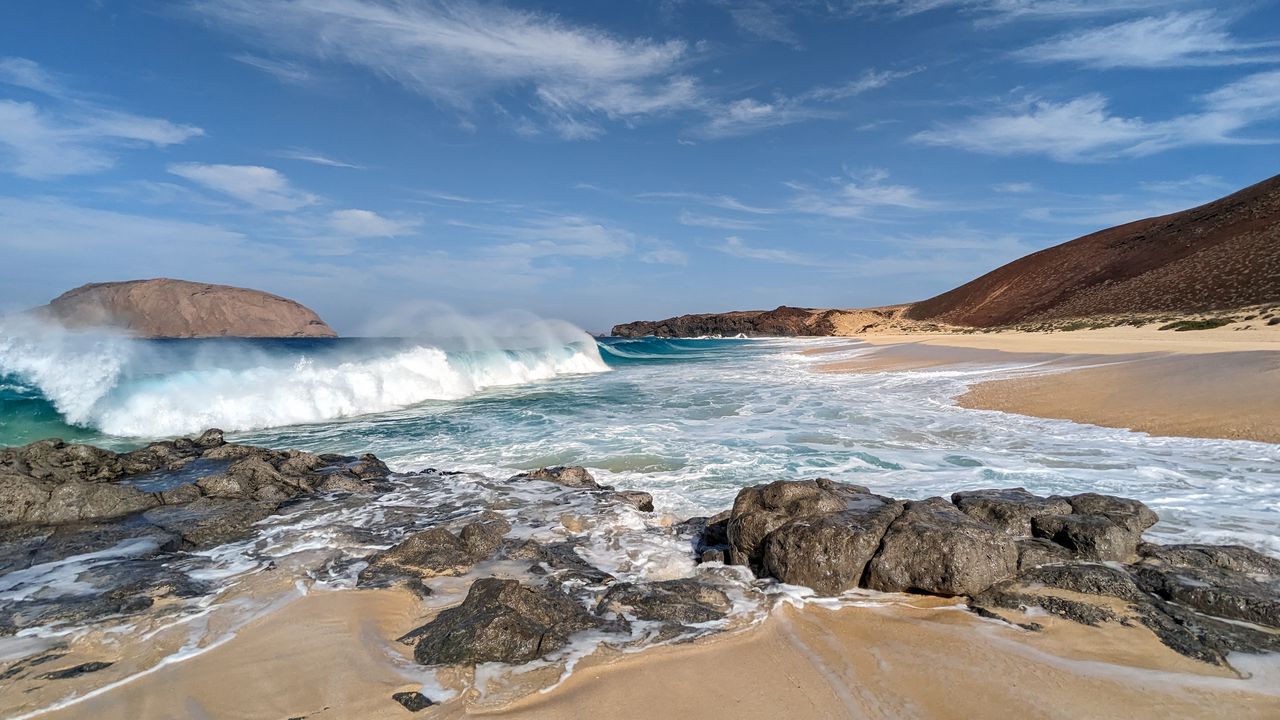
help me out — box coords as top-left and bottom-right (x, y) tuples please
(613, 173), (1280, 337)
(35, 278), (337, 339)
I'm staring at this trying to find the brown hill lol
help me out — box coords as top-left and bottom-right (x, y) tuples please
(611, 306), (838, 338)
(38, 279), (337, 338)
(907, 174), (1280, 327)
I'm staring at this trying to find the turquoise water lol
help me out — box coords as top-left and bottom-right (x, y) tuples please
(3, 327), (1278, 554)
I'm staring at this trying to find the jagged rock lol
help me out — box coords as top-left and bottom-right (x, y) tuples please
(1015, 537), (1074, 571)
(391, 691), (433, 712)
(598, 579), (731, 624)
(1032, 514), (1139, 562)
(1137, 543), (1280, 575)
(864, 497), (1018, 596)
(1016, 562), (1146, 602)
(950, 488), (1071, 536)
(508, 540), (615, 585)
(510, 466), (601, 489)
(145, 499), (280, 548)
(611, 490), (655, 512)
(760, 497), (904, 595)
(38, 661), (113, 680)
(361, 515), (511, 584)
(1065, 493), (1158, 534)
(402, 579), (605, 665)
(725, 479), (875, 569)
(1130, 560), (1279, 628)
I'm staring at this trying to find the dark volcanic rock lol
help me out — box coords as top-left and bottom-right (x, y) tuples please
(864, 497), (1018, 596)
(610, 490), (655, 512)
(1065, 493), (1158, 534)
(598, 579), (731, 624)
(1130, 560), (1280, 628)
(725, 479), (877, 570)
(510, 466), (601, 489)
(1031, 514), (1139, 562)
(361, 515), (511, 584)
(950, 488), (1071, 536)
(760, 498), (903, 595)
(38, 661), (113, 680)
(1015, 537), (1075, 571)
(508, 540), (616, 585)
(391, 691), (434, 712)
(1137, 543), (1280, 575)
(402, 579), (605, 666)
(611, 306), (835, 338)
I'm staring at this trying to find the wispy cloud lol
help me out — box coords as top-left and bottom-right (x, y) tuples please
(992, 181), (1036, 193)
(913, 70), (1280, 161)
(842, 0), (1192, 24)
(714, 0), (801, 46)
(678, 211), (766, 230)
(1016, 11), (1280, 68)
(638, 191), (779, 214)
(232, 53), (314, 84)
(715, 235), (818, 265)
(0, 57), (202, 179)
(450, 215), (635, 260)
(786, 168), (934, 218)
(198, 0), (699, 139)
(696, 67), (919, 138)
(168, 162), (319, 211)
(328, 208), (417, 237)
(275, 147), (364, 169)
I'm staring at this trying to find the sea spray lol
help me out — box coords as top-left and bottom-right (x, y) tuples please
(0, 314), (608, 438)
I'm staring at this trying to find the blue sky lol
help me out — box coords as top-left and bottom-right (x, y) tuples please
(2, 0), (1279, 334)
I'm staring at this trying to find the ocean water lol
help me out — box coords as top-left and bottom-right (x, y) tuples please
(2, 323), (1279, 704)
(3, 325), (1279, 550)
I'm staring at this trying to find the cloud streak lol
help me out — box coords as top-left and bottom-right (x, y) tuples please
(1016, 11), (1280, 68)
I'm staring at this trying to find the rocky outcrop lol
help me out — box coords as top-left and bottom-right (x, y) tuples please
(611, 306), (838, 338)
(36, 278), (337, 338)
(687, 479), (1279, 669)
(359, 513), (511, 586)
(400, 579), (609, 665)
(510, 465), (654, 513)
(0, 431), (391, 633)
(598, 579), (732, 624)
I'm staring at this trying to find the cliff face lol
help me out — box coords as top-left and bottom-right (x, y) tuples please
(906, 173), (1280, 327)
(611, 306), (838, 338)
(39, 279), (337, 338)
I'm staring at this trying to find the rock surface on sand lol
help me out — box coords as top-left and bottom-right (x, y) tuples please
(37, 278), (336, 338)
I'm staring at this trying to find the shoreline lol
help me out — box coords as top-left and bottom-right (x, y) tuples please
(818, 326), (1280, 445)
(21, 586), (1278, 720)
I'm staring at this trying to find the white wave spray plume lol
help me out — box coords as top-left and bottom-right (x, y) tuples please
(0, 306), (608, 438)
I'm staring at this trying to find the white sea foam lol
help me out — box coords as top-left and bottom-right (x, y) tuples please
(0, 316), (608, 437)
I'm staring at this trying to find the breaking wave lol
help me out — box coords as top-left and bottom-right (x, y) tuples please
(0, 318), (608, 439)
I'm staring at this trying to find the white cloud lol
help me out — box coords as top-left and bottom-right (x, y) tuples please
(1016, 11), (1280, 68)
(232, 53), (314, 84)
(697, 67), (917, 138)
(329, 209), (417, 237)
(275, 147), (364, 169)
(715, 236), (817, 265)
(993, 181), (1036, 193)
(451, 215), (634, 260)
(638, 191), (779, 214)
(678, 211), (765, 230)
(0, 58), (203, 179)
(716, 0), (801, 46)
(786, 168), (933, 218)
(199, 0), (698, 137)
(640, 245), (689, 265)
(914, 71), (1280, 161)
(843, 0), (1191, 24)
(168, 163), (319, 211)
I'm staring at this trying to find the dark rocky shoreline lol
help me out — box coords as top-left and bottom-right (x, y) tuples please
(2, 432), (1277, 707)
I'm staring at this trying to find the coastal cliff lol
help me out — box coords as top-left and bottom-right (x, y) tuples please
(36, 279), (337, 338)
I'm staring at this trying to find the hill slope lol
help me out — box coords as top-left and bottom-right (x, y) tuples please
(907, 174), (1280, 327)
(38, 279), (337, 338)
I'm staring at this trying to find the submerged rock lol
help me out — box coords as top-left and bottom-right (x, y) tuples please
(391, 691), (434, 712)
(598, 579), (732, 624)
(402, 578), (606, 666)
(510, 466), (601, 489)
(360, 514), (511, 584)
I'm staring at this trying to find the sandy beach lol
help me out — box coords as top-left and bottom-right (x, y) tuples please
(15, 585), (1277, 720)
(821, 325), (1280, 444)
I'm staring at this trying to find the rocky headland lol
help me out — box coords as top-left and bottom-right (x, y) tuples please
(34, 278), (336, 338)
(3, 433), (1276, 717)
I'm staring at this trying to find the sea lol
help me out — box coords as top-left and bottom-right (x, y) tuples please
(1, 320), (1278, 705)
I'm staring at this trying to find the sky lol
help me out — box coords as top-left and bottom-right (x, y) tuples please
(2, 1), (1279, 334)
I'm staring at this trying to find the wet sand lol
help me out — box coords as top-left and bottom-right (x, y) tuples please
(818, 327), (1280, 444)
(18, 588), (1278, 720)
